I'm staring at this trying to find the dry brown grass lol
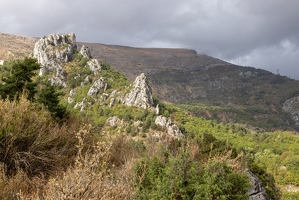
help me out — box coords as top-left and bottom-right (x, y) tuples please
(0, 32), (36, 60)
(0, 95), (85, 199)
(16, 126), (134, 200)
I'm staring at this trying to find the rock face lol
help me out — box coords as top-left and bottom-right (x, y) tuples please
(79, 45), (91, 58)
(155, 115), (183, 138)
(32, 33), (77, 86)
(33, 33), (76, 74)
(123, 73), (154, 109)
(283, 96), (299, 130)
(248, 170), (270, 200)
(87, 77), (107, 96)
(87, 59), (102, 75)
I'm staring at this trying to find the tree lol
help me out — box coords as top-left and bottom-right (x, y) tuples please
(0, 57), (40, 101)
(37, 82), (68, 120)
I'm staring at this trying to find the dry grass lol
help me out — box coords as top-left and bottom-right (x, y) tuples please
(17, 126), (134, 200)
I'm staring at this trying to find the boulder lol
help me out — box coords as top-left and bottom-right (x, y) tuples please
(123, 73), (154, 109)
(155, 115), (182, 138)
(248, 170), (270, 200)
(87, 59), (102, 75)
(109, 98), (115, 107)
(87, 77), (107, 96)
(69, 89), (76, 97)
(79, 45), (92, 58)
(74, 97), (87, 111)
(106, 116), (123, 127)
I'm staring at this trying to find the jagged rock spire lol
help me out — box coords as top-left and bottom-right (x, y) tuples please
(123, 73), (154, 109)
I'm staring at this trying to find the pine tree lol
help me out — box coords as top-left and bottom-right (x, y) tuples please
(0, 57), (40, 101)
(37, 82), (68, 120)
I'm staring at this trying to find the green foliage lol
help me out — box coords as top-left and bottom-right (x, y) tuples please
(0, 57), (40, 101)
(37, 82), (68, 120)
(135, 144), (249, 199)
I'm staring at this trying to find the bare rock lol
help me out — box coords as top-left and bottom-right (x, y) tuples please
(69, 89), (76, 97)
(68, 97), (74, 104)
(79, 45), (92, 58)
(74, 97), (87, 111)
(87, 77), (107, 96)
(123, 73), (154, 109)
(248, 170), (270, 200)
(156, 104), (160, 115)
(49, 66), (67, 87)
(87, 59), (102, 75)
(33, 33), (76, 75)
(106, 116), (123, 127)
(109, 98), (115, 107)
(282, 96), (299, 122)
(155, 115), (182, 138)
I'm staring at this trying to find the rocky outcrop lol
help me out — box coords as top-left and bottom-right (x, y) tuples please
(79, 45), (91, 58)
(87, 59), (102, 75)
(248, 170), (270, 200)
(49, 67), (67, 87)
(155, 115), (183, 138)
(68, 89), (76, 104)
(33, 33), (76, 75)
(283, 96), (299, 130)
(106, 116), (123, 127)
(87, 77), (107, 96)
(32, 33), (77, 87)
(74, 97), (87, 112)
(123, 73), (154, 109)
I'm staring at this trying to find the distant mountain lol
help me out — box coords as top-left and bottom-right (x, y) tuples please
(0, 32), (36, 60)
(1, 32), (299, 131)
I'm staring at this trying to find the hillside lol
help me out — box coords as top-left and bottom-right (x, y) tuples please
(0, 32), (36, 60)
(1, 32), (299, 131)
(2, 32), (299, 199)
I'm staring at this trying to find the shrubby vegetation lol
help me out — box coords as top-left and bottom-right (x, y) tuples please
(1, 57), (299, 199)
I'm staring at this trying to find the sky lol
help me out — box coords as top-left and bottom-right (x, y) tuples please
(1, 0), (299, 79)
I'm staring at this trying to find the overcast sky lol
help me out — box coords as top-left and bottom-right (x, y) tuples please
(1, 0), (299, 79)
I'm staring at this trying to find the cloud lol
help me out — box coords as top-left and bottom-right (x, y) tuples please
(1, 0), (299, 79)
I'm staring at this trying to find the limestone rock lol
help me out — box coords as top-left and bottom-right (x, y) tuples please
(32, 33), (76, 75)
(106, 116), (123, 127)
(87, 59), (102, 75)
(79, 45), (92, 58)
(109, 98), (115, 107)
(156, 104), (160, 115)
(74, 98), (87, 112)
(87, 77), (107, 96)
(155, 115), (183, 138)
(49, 67), (67, 87)
(282, 96), (299, 130)
(69, 89), (76, 97)
(123, 73), (154, 109)
(84, 76), (92, 84)
(248, 170), (270, 200)
(68, 97), (74, 104)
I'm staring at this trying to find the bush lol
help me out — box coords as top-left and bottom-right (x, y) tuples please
(0, 94), (77, 177)
(135, 144), (249, 199)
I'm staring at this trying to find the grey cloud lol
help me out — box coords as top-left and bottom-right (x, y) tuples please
(1, 0), (299, 79)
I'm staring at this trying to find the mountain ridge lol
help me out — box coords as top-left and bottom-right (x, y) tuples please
(1, 32), (299, 131)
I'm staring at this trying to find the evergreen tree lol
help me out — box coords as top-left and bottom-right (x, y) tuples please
(37, 82), (68, 120)
(0, 57), (40, 101)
